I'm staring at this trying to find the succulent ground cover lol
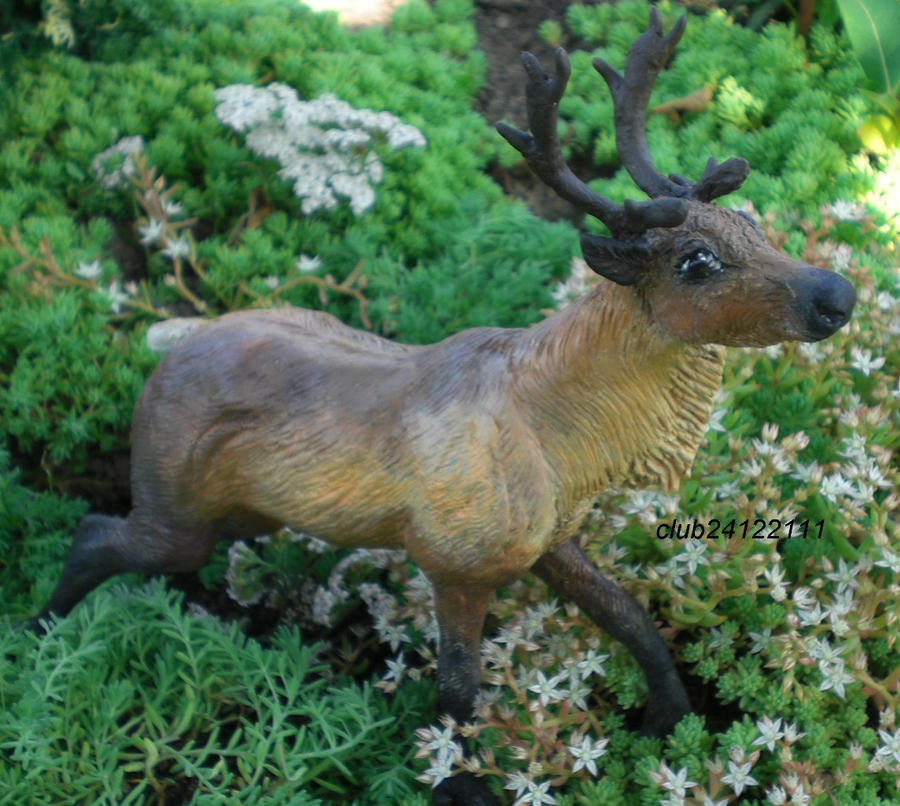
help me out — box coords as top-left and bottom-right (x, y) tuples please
(1, 1), (898, 804)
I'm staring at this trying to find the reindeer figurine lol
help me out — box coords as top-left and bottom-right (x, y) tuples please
(34, 11), (854, 805)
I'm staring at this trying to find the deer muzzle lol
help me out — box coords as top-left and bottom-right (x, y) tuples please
(791, 266), (856, 341)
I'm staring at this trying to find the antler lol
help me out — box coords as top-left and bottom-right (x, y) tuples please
(497, 9), (750, 235)
(593, 8), (748, 202)
(496, 48), (687, 236)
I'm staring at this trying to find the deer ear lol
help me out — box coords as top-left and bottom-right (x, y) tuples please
(580, 234), (650, 286)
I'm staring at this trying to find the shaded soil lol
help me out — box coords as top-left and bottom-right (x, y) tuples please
(475, 0), (609, 223)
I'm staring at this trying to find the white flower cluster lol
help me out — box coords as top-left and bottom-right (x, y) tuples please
(91, 135), (145, 190)
(551, 257), (596, 309)
(213, 83), (426, 216)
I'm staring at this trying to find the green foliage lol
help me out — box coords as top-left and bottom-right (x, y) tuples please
(834, 0), (900, 154)
(0, 0), (558, 476)
(1, 581), (431, 804)
(835, 0), (900, 94)
(0, 440), (86, 616)
(563, 0), (873, 218)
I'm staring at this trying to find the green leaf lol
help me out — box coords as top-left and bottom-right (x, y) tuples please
(835, 0), (900, 93)
(858, 113), (900, 153)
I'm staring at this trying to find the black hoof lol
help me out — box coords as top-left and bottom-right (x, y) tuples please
(640, 695), (692, 737)
(24, 616), (50, 635)
(433, 772), (500, 806)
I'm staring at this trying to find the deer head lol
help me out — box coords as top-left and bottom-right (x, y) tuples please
(497, 9), (856, 348)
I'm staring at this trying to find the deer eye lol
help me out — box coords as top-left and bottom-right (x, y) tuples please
(678, 248), (722, 282)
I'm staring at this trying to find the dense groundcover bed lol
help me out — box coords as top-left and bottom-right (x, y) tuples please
(1, 1), (898, 803)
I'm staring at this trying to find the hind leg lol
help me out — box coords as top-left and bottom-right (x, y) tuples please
(31, 511), (219, 630)
(31, 514), (132, 629)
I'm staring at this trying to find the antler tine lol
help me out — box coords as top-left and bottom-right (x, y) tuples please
(592, 8), (686, 199)
(691, 155), (750, 202)
(594, 8), (749, 202)
(496, 47), (686, 235)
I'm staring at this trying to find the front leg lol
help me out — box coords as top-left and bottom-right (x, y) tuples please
(532, 539), (690, 736)
(431, 583), (499, 806)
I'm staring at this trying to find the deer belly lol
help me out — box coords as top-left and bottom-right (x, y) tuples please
(236, 450), (413, 548)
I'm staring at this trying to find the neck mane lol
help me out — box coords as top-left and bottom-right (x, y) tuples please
(513, 281), (725, 509)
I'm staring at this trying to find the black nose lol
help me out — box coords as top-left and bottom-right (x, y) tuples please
(799, 267), (856, 340)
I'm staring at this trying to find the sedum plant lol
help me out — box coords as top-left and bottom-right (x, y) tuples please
(214, 84), (427, 216)
(557, 1), (874, 220)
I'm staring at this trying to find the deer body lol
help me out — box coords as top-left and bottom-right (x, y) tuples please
(121, 279), (722, 593)
(34, 12), (856, 805)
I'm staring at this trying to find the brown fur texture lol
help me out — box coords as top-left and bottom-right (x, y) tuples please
(119, 278), (721, 590)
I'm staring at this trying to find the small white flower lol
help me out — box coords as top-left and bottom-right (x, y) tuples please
(677, 540), (709, 575)
(75, 259), (102, 280)
(263, 275), (281, 290)
(748, 627), (773, 654)
(794, 586), (818, 609)
(659, 764), (698, 798)
(518, 780), (556, 805)
(138, 218), (165, 245)
(504, 770), (532, 797)
(849, 347), (885, 376)
(104, 279), (131, 313)
(806, 636), (844, 664)
(789, 783), (811, 805)
(567, 734), (608, 776)
(295, 254), (322, 273)
(791, 461), (822, 484)
(741, 458), (764, 479)
(383, 653), (406, 684)
(876, 728), (900, 764)
(753, 715), (784, 752)
(417, 721), (463, 769)
(707, 407), (727, 433)
(797, 341), (824, 362)
(831, 242), (854, 274)
(767, 785), (788, 805)
(875, 548), (900, 573)
(91, 135), (145, 190)
(825, 558), (860, 593)
(715, 479), (742, 499)
(161, 199), (184, 217)
(421, 753), (454, 788)
(721, 759), (758, 796)
(782, 722), (806, 744)
(826, 200), (866, 220)
(860, 458), (891, 489)
(818, 658), (855, 698)
(161, 236), (191, 260)
(374, 619), (411, 652)
(564, 676), (592, 710)
(708, 627), (733, 650)
(575, 648), (609, 679)
(311, 587), (337, 626)
(797, 602), (825, 627)
(763, 566), (788, 601)
(528, 670), (567, 706)
(819, 473), (855, 502)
